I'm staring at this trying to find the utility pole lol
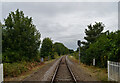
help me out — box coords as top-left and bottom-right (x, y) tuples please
(77, 40), (81, 64)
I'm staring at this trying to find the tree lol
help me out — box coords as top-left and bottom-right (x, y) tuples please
(40, 38), (53, 58)
(80, 22), (105, 66)
(2, 9), (41, 62)
(81, 22), (104, 60)
(69, 49), (74, 54)
(53, 42), (69, 56)
(84, 22), (104, 45)
(81, 30), (120, 67)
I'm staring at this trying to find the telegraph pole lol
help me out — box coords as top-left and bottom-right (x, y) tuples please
(77, 40), (81, 64)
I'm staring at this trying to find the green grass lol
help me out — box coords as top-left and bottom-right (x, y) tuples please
(3, 61), (41, 77)
(4, 62), (28, 77)
(68, 55), (108, 81)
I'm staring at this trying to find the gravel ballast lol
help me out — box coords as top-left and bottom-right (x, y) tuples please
(23, 57), (62, 81)
(23, 56), (97, 82)
(66, 56), (97, 81)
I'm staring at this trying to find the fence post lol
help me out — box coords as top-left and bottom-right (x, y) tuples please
(0, 64), (3, 83)
(41, 57), (44, 62)
(108, 61), (110, 81)
(93, 58), (95, 66)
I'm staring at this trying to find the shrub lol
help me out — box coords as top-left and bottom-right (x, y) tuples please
(4, 62), (28, 77)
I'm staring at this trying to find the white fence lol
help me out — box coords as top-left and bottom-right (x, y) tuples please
(0, 64), (3, 83)
(108, 61), (120, 81)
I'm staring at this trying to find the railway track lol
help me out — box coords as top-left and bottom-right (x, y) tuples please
(51, 56), (77, 83)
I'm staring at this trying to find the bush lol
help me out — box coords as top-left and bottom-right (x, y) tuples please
(4, 62), (28, 77)
(2, 51), (21, 63)
(73, 52), (79, 60)
(54, 52), (59, 58)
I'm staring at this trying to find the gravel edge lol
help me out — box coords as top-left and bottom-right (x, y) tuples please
(41, 57), (62, 81)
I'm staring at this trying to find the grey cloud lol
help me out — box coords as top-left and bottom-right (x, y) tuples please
(54, 33), (85, 50)
(2, 2), (118, 50)
(1, 0), (120, 2)
(2, 2), (117, 17)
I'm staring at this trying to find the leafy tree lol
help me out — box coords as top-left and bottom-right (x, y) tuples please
(53, 42), (69, 56)
(84, 22), (104, 45)
(40, 38), (53, 58)
(53, 42), (62, 56)
(76, 22), (120, 68)
(69, 49), (74, 54)
(107, 30), (120, 62)
(2, 9), (41, 62)
(85, 33), (110, 67)
(81, 30), (120, 67)
(80, 22), (105, 66)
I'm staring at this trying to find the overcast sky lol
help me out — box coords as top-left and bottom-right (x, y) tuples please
(1, 2), (118, 50)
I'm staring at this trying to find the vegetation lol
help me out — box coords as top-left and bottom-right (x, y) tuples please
(82, 22), (104, 49)
(2, 9), (70, 78)
(53, 42), (69, 56)
(2, 9), (41, 63)
(40, 40), (70, 59)
(77, 22), (120, 68)
(69, 49), (74, 54)
(84, 22), (104, 44)
(40, 38), (54, 59)
(4, 61), (41, 77)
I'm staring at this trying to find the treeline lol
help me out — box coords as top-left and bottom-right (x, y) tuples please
(40, 38), (69, 59)
(74, 22), (120, 68)
(2, 9), (70, 63)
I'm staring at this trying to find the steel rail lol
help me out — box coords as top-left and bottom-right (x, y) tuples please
(51, 56), (77, 83)
(51, 56), (63, 83)
(66, 56), (77, 83)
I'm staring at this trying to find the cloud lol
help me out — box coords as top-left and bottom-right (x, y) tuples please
(1, 0), (120, 2)
(2, 2), (118, 50)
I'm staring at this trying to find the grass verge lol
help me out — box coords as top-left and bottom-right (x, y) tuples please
(4, 59), (56, 81)
(68, 55), (108, 81)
